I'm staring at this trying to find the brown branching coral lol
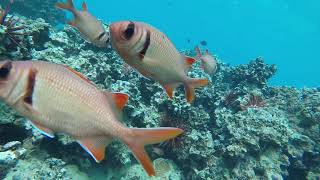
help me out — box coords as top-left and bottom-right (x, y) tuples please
(0, 3), (27, 50)
(240, 94), (267, 111)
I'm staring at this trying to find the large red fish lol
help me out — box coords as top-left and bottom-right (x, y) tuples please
(56, 0), (110, 48)
(0, 60), (183, 176)
(110, 21), (209, 103)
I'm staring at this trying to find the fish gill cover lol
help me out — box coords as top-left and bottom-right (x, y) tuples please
(0, 0), (319, 180)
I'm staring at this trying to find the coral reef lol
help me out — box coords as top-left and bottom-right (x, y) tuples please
(0, 0), (65, 26)
(0, 13), (319, 180)
(0, 14), (50, 59)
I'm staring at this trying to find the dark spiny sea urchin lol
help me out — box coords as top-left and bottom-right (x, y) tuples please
(157, 112), (188, 153)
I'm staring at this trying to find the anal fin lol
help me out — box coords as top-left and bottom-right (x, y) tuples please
(77, 136), (113, 162)
(29, 120), (55, 138)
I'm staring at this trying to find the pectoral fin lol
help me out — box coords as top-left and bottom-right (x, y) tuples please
(77, 136), (113, 162)
(29, 121), (55, 138)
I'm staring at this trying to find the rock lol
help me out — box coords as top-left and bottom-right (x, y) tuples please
(0, 12), (319, 180)
(0, 147), (26, 176)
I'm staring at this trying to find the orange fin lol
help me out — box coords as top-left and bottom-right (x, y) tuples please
(63, 65), (92, 84)
(77, 136), (113, 162)
(112, 93), (129, 109)
(55, 0), (75, 13)
(82, 2), (88, 11)
(123, 127), (183, 176)
(185, 78), (209, 103)
(67, 20), (76, 27)
(184, 56), (196, 72)
(29, 121), (55, 138)
(162, 84), (178, 99)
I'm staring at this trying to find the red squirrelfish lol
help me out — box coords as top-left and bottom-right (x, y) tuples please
(0, 60), (183, 176)
(195, 46), (218, 75)
(56, 0), (110, 48)
(109, 21), (209, 103)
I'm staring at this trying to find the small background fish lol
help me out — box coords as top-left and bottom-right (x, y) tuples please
(195, 46), (218, 75)
(56, 0), (110, 48)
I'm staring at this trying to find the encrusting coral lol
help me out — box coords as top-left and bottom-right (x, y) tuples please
(0, 8), (319, 180)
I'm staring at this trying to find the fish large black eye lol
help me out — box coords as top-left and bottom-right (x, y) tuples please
(0, 61), (12, 79)
(123, 22), (135, 40)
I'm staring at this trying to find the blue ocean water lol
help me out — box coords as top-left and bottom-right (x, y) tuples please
(73, 0), (319, 88)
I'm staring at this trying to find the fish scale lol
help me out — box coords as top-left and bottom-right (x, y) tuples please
(32, 62), (108, 136)
(0, 60), (183, 176)
(110, 21), (209, 102)
(56, 0), (110, 48)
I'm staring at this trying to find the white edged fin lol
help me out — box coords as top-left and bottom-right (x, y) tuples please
(77, 141), (99, 162)
(29, 120), (55, 138)
(77, 136), (113, 162)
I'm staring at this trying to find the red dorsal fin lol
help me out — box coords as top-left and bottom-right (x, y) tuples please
(184, 56), (196, 72)
(63, 65), (92, 84)
(77, 136), (113, 162)
(112, 93), (129, 109)
(82, 2), (88, 11)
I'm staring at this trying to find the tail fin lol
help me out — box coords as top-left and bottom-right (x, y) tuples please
(123, 127), (183, 176)
(195, 46), (202, 59)
(185, 78), (209, 103)
(55, 0), (75, 13)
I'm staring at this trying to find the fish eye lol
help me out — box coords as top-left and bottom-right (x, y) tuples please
(0, 61), (12, 79)
(123, 21), (135, 40)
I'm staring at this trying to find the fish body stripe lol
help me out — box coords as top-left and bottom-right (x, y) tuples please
(97, 32), (106, 40)
(139, 30), (151, 59)
(24, 69), (37, 105)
